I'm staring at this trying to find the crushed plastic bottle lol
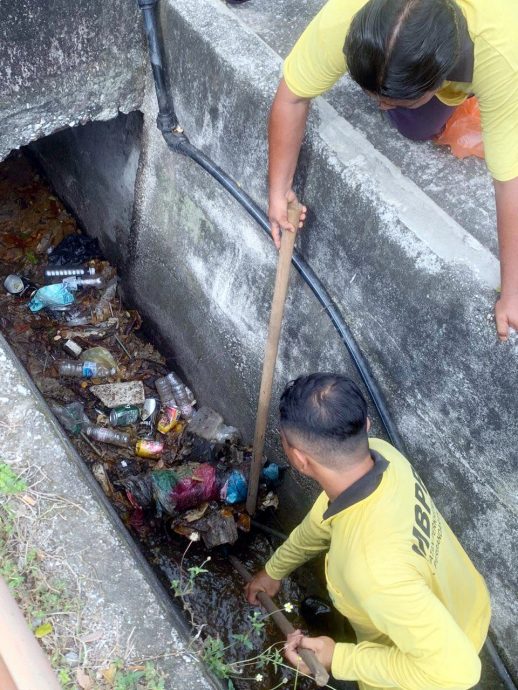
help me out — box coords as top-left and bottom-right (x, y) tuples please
(166, 372), (194, 418)
(58, 361), (116, 378)
(50, 402), (89, 435)
(62, 276), (103, 290)
(84, 425), (130, 448)
(155, 376), (176, 407)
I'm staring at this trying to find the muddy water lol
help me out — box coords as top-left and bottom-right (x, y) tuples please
(0, 152), (335, 690)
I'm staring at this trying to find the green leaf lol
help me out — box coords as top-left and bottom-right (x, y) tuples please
(35, 622), (53, 638)
(0, 463), (27, 495)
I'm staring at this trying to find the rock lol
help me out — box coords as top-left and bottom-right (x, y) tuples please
(89, 381), (145, 407)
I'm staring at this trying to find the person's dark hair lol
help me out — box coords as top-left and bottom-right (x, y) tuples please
(279, 373), (368, 465)
(344, 0), (463, 101)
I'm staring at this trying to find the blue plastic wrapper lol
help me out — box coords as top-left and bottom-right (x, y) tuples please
(28, 283), (75, 312)
(221, 463), (281, 504)
(262, 463), (280, 483)
(221, 469), (248, 504)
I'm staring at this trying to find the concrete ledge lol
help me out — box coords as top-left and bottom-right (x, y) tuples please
(0, 0), (146, 161)
(0, 333), (217, 689)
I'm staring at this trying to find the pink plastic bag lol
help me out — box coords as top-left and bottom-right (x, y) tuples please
(435, 97), (484, 159)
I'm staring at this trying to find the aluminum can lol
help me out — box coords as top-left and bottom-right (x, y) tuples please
(157, 405), (180, 434)
(109, 405), (140, 427)
(135, 439), (164, 459)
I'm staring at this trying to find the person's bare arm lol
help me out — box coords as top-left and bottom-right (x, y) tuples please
(268, 78), (310, 248)
(494, 176), (518, 340)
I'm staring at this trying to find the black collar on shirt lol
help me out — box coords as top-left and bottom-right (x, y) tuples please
(322, 450), (389, 520)
(446, 11), (474, 83)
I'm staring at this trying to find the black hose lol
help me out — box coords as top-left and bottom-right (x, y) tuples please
(137, 1), (515, 686)
(164, 132), (406, 451)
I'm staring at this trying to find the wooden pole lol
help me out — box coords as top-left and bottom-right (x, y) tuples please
(0, 576), (61, 690)
(246, 202), (302, 515)
(229, 555), (330, 687)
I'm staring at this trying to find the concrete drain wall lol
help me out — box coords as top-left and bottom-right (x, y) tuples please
(1, 0), (516, 678)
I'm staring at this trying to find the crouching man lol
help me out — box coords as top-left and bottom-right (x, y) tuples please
(245, 373), (490, 690)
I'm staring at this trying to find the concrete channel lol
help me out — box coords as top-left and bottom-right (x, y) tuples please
(0, 0), (516, 686)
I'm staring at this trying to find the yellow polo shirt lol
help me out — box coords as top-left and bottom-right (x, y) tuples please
(265, 439), (491, 690)
(283, 0), (518, 181)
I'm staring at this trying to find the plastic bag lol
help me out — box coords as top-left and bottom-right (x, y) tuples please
(80, 347), (117, 371)
(435, 97), (484, 159)
(47, 233), (101, 265)
(122, 463), (220, 517)
(28, 283), (75, 312)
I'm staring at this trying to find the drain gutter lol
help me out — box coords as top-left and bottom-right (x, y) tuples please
(136, 1), (515, 687)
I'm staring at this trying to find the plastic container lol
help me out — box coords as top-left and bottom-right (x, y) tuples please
(44, 265), (96, 278)
(84, 425), (130, 448)
(58, 361), (116, 378)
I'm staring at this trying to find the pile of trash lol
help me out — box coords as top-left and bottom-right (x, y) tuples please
(0, 154), (280, 549)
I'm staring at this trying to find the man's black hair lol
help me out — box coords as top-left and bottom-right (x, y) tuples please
(344, 0), (463, 101)
(279, 373), (368, 463)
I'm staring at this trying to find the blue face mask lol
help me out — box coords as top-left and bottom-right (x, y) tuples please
(28, 283), (75, 312)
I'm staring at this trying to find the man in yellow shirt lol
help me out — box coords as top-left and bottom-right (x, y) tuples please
(268, 0), (518, 341)
(245, 373), (491, 689)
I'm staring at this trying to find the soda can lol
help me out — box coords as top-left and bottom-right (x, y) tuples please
(135, 439), (164, 459)
(157, 405), (180, 434)
(110, 405), (140, 427)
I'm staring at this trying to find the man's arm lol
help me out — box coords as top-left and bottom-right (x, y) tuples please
(268, 78), (310, 248)
(494, 176), (518, 341)
(245, 494), (331, 603)
(288, 580), (482, 690)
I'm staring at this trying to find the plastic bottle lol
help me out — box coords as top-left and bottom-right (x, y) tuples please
(166, 373), (194, 418)
(84, 425), (130, 448)
(58, 361), (116, 378)
(50, 402), (89, 435)
(155, 377), (176, 407)
(62, 276), (103, 290)
(44, 265), (96, 278)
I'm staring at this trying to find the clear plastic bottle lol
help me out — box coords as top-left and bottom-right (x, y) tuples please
(166, 373), (193, 418)
(44, 265), (96, 278)
(84, 425), (130, 448)
(62, 276), (103, 290)
(155, 376), (177, 407)
(50, 402), (89, 435)
(58, 361), (116, 378)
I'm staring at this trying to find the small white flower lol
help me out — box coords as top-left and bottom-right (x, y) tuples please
(206, 556), (211, 561)
(283, 602), (294, 613)
(282, 678), (288, 684)
(188, 531), (200, 542)
(255, 673), (264, 682)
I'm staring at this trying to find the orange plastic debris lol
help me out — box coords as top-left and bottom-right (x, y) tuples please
(435, 97), (484, 159)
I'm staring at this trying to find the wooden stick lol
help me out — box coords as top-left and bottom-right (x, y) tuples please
(246, 202), (302, 516)
(0, 576), (61, 690)
(229, 555), (330, 687)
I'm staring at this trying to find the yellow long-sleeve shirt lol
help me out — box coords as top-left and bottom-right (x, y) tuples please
(265, 439), (491, 690)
